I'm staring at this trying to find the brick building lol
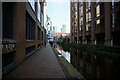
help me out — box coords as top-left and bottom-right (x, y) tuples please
(70, 1), (120, 79)
(70, 1), (120, 46)
(2, 1), (46, 76)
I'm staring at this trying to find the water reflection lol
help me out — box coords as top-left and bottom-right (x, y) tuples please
(70, 47), (120, 80)
(54, 43), (71, 63)
(61, 50), (70, 63)
(55, 43), (120, 80)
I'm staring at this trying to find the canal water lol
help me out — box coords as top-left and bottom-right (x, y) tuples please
(54, 43), (71, 63)
(53, 43), (120, 80)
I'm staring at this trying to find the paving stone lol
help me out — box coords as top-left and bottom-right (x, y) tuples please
(6, 43), (66, 79)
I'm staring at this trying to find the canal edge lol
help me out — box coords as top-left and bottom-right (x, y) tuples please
(50, 45), (86, 80)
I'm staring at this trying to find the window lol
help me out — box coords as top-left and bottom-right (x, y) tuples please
(88, 23), (91, 31)
(75, 11), (77, 17)
(96, 5), (100, 17)
(88, 12), (91, 21)
(88, 2), (91, 9)
(79, 2), (83, 5)
(80, 26), (82, 31)
(85, 1), (91, 10)
(86, 13), (89, 22)
(3, 3), (14, 39)
(86, 24), (88, 31)
(96, 19), (100, 24)
(80, 17), (83, 25)
(86, 2), (88, 11)
(26, 46), (35, 55)
(80, 6), (83, 16)
(2, 52), (15, 68)
(26, 12), (35, 40)
(40, 14), (43, 26)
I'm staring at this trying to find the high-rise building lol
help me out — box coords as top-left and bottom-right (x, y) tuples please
(50, 21), (52, 31)
(70, 1), (120, 46)
(53, 26), (56, 34)
(61, 25), (66, 33)
(46, 17), (54, 41)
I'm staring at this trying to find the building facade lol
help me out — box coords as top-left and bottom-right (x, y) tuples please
(46, 16), (54, 42)
(61, 25), (66, 33)
(70, 1), (120, 79)
(70, 1), (120, 46)
(2, 1), (46, 77)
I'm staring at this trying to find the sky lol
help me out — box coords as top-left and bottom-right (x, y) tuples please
(46, 0), (70, 33)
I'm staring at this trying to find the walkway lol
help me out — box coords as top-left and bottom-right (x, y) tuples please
(5, 43), (66, 79)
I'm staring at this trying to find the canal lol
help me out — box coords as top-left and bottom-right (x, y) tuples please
(54, 43), (71, 63)
(53, 43), (120, 80)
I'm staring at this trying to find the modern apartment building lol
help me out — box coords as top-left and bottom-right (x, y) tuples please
(2, 1), (46, 76)
(70, 1), (120, 46)
(70, 1), (120, 79)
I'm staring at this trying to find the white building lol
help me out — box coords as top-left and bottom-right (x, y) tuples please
(46, 16), (54, 42)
